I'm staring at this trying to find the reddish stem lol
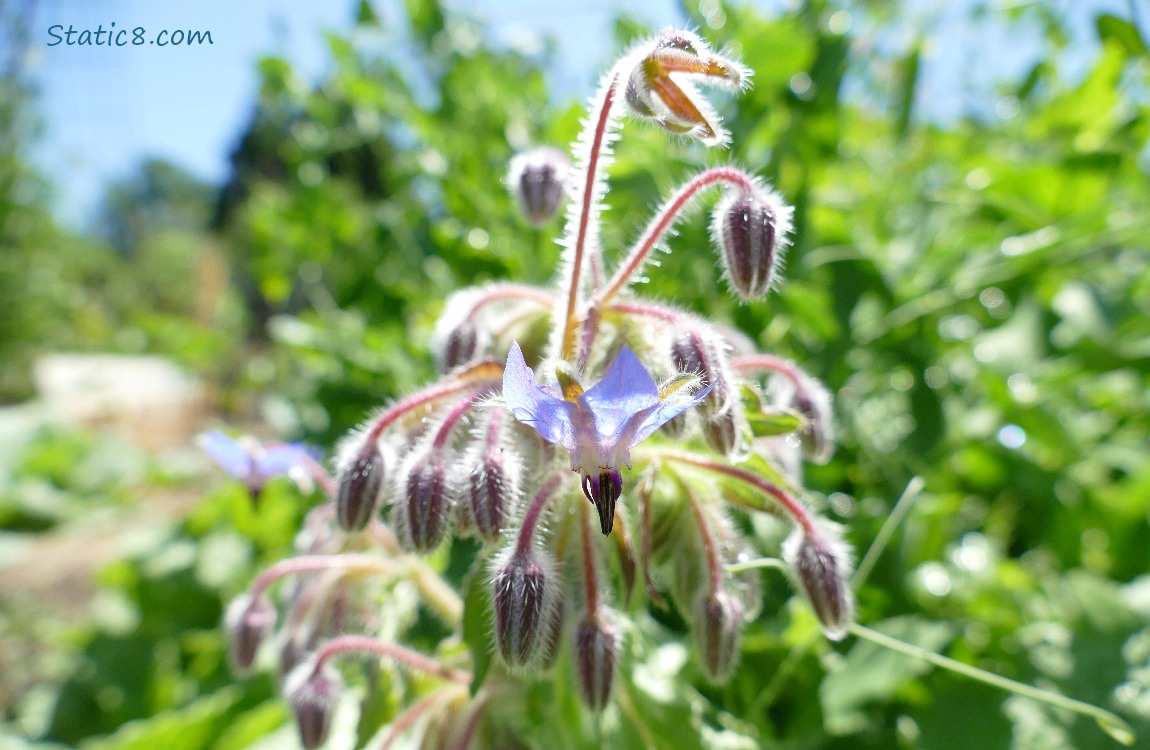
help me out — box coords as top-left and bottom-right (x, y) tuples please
(593, 166), (757, 307)
(312, 634), (470, 685)
(366, 363), (501, 443)
(560, 72), (620, 359)
(252, 554), (396, 599)
(682, 482), (723, 595)
(431, 391), (485, 451)
(656, 449), (815, 535)
(580, 500), (601, 616)
(514, 472), (568, 558)
(730, 353), (804, 390)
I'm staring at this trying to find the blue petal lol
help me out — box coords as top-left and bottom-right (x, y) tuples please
(502, 342), (578, 451)
(198, 430), (254, 478)
(578, 345), (660, 440)
(630, 380), (717, 446)
(258, 443), (320, 477)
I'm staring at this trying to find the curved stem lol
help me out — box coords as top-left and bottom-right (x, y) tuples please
(560, 71), (621, 359)
(850, 623), (1135, 746)
(851, 476), (925, 590)
(514, 472), (569, 558)
(366, 363), (502, 443)
(431, 391), (485, 451)
(377, 689), (460, 750)
(592, 166), (757, 308)
(730, 353), (804, 390)
(467, 283), (553, 317)
(251, 554), (397, 599)
(677, 473), (723, 595)
(312, 634), (471, 685)
(645, 448), (815, 535)
(580, 500), (601, 615)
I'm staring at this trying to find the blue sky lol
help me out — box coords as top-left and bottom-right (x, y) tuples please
(23, 0), (1130, 228)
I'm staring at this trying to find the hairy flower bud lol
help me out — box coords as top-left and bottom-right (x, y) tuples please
(393, 456), (453, 553)
(693, 589), (743, 681)
(335, 441), (386, 532)
(508, 147), (570, 226)
(225, 594), (277, 674)
(468, 452), (516, 542)
(442, 318), (479, 371)
(712, 189), (792, 301)
(784, 523), (855, 641)
(702, 404), (740, 456)
(791, 375), (835, 464)
(574, 615), (619, 712)
(285, 662), (342, 750)
(622, 29), (748, 145)
(491, 548), (559, 666)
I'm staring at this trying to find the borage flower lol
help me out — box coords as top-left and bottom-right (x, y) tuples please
(502, 342), (712, 535)
(198, 430), (323, 499)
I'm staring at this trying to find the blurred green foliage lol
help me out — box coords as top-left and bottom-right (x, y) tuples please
(2, 0), (1149, 748)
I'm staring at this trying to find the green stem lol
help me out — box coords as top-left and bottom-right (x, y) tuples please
(850, 623), (1135, 746)
(851, 476), (925, 589)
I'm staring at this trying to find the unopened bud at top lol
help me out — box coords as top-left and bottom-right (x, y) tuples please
(491, 547), (560, 667)
(225, 593), (277, 674)
(335, 440), (386, 532)
(441, 319), (479, 371)
(393, 454), (454, 553)
(285, 661), (343, 750)
(784, 523), (854, 641)
(693, 588), (743, 682)
(508, 147), (570, 226)
(574, 614), (619, 712)
(622, 28), (748, 145)
(712, 188), (793, 301)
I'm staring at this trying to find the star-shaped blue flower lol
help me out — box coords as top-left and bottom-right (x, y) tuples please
(502, 341), (712, 534)
(198, 430), (322, 498)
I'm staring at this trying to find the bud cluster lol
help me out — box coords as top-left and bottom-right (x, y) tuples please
(221, 27), (861, 748)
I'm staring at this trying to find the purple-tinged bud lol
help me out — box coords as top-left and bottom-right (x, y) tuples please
(711, 189), (792, 301)
(285, 662), (342, 750)
(441, 319), (479, 371)
(574, 615), (619, 712)
(791, 375), (835, 464)
(490, 548), (559, 666)
(702, 405), (740, 456)
(393, 456), (453, 553)
(693, 589), (743, 682)
(537, 596), (566, 671)
(784, 523), (855, 641)
(335, 441), (386, 532)
(508, 147), (570, 226)
(670, 330), (728, 412)
(621, 29), (748, 146)
(279, 632), (309, 682)
(225, 594), (277, 674)
(468, 451), (518, 542)
(581, 469), (623, 536)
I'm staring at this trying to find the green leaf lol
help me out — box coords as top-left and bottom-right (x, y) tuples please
(460, 561), (493, 696)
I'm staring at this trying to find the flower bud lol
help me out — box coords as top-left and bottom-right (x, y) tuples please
(712, 189), (792, 301)
(468, 452), (517, 542)
(791, 375), (834, 464)
(784, 524), (854, 641)
(225, 594), (277, 674)
(702, 404), (740, 456)
(285, 662), (342, 750)
(491, 548), (559, 666)
(574, 615), (619, 712)
(393, 455), (453, 553)
(670, 330), (728, 413)
(335, 441), (386, 532)
(693, 589), (743, 682)
(441, 318), (479, 371)
(622, 29), (748, 145)
(508, 147), (570, 226)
